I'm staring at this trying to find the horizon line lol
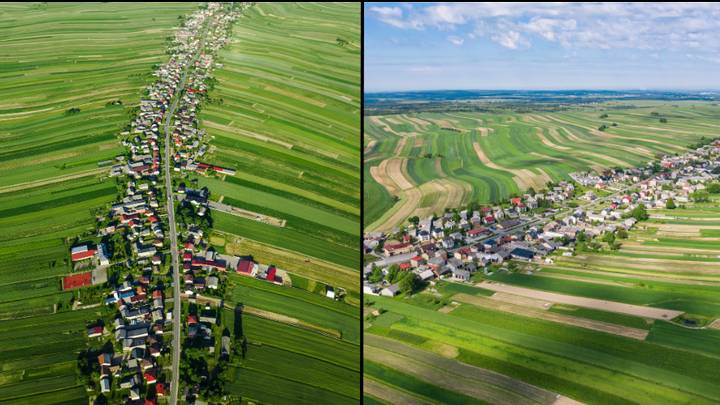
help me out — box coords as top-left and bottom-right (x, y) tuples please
(364, 88), (720, 95)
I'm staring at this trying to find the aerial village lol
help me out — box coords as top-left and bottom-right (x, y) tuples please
(57, 3), (277, 403)
(364, 139), (720, 297)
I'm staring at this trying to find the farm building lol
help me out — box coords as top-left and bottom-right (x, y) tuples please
(71, 244), (96, 261)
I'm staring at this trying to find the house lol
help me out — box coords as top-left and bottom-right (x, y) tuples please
(100, 377), (111, 393)
(236, 259), (257, 276)
(325, 286), (335, 299)
(144, 370), (157, 384)
(380, 284), (399, 297)
(266, 266), (278, 283)
(383, 242), (414, 257)
(87, 326), (103, 338)
(452, 269), (471, 282)
(71, 244), (96, 261)
(510, 247), (535, 261)
(363, 282), (380, 295)
(207, 276), (219, 289)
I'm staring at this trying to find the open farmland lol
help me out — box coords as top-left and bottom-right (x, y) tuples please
(365, 201), (720, 404)
(197, 2), (360, 276)
(364, 103), (720, 231)
(0, 3), (198, 403)
(224, 272), (360, 404)
(192, 6), (362, 400)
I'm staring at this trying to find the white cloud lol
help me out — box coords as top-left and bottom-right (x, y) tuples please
(369, 2), (720, 54)
(447, 35), (464, 46)
(491, 31), (528, 49)
(368, 6), (422, 29)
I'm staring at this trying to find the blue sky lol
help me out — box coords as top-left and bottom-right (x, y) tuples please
(365, 2), (720, 92)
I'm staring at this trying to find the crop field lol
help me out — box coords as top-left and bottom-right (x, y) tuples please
(364, 103), (720, 231)
(0, 3), (198, 403)
(224, 279), (360, 403)
(194, 7), (362, 400)
(197, 3), (360, 276)
(365, 201), (720, 404)
(0, 308), (102, 404)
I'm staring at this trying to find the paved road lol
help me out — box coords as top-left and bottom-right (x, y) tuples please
(166, 16), (213, 405)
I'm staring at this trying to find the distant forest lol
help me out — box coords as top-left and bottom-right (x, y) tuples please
(364, 89), (720, 115)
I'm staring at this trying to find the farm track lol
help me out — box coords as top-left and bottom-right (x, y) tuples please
(363, 378), (423, 405)
(0, 168), (107, 193)
(454, 293), (649, 340)
(478, 281), (684, 320)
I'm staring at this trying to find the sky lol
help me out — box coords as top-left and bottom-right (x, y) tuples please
(364, 2), (720, 92)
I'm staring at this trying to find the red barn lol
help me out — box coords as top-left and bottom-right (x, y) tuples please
(236, 260), (254, 275)
(266, 267), (277, 283)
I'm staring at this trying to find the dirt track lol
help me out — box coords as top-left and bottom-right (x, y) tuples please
(478, 281), (684, 320)
(455, 293), (649, 340)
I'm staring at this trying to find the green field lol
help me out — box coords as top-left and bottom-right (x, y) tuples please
(224, 291), (360, 403)
(0, 3), (199, 403)
(191, 4), (361, 403)
(365, 171), (720, 404)
(364, 103), (720, 230)
(366, 294), (720, 405)
(198, 3), (360, 275)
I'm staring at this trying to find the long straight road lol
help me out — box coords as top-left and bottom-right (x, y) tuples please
(166, 16), (214, 405)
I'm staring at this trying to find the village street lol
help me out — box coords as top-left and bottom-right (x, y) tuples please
(165, 16), (214, 405)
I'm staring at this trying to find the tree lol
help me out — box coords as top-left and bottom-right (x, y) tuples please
(408, 216), (420, 226)
(707, 183), (720, 194)
(368, 267), (383, 283)
(386, 265), (400, 283)
(692, 190), (710, 202)
(616, 229), (629, 239)
(602, 231), (615, 245)
(399, 273), (423, 295)
(659, 118), (668, 123)
(599, 113), (609, 119)
(631, 204), (649, 221)
(527, 187), (536, 196)
(576, 230), (587, 243)
(598, 124), (608, 131)
(665, 198), (676, 209)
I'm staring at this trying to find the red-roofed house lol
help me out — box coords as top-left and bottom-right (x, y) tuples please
(383, 242), (413, 257)
(144, 370), (156, 384)
(187, 314), (198, 325)
(236, 260), (255, 275)
(71, 245), (96, 262)
(87, 326), (103, 338)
